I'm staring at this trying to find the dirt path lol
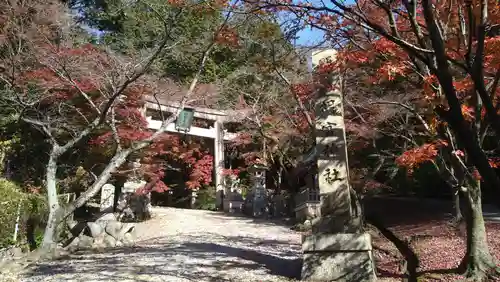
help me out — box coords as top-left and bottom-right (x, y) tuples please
(18, 207), (302, 282)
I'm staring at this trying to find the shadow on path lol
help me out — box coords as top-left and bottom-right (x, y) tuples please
(203, 211), (296, 228)
(23, 234), (302, 282)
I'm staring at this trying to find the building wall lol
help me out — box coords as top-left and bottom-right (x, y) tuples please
(310, 49), (337, 70)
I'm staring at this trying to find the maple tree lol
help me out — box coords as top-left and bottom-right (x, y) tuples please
(209, 14), (316, 191)
(90, 124), (214, 193)
(0, 0), (245, 249)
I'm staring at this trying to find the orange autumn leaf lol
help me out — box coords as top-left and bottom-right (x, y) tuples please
(396, 140), (449, 173)
(461, 104), (475, 121)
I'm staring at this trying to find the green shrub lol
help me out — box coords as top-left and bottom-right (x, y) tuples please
(0, 178), (48, 249)
(0, 179), (26, 248)
(25, 192), (48, 249)
(194, 185), (216, 210)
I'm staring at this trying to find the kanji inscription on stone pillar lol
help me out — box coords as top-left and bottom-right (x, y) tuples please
(314, 76), (353, 231)
(100, 184), (115, 212)
(301, 50), (376, 282)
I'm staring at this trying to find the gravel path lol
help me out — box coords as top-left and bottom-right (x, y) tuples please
(19, 207), (303, 282)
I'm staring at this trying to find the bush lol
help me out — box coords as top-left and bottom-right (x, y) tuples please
(194, 185), (216, 210)
(25, 191), (48, 249)
(0, 179), (26, 248)
(0, 178), (47, 249)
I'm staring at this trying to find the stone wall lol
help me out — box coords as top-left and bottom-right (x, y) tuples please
(0, 246), (24, 265)
(64, 182), (140, 251)
(66, 215), (136, 251)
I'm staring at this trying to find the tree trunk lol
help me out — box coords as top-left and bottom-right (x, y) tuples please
(453, 191), (463, 223)
(443, 113), (500, 191)
(460, 183), (497, 280)
(38, 148), (131, 249)
(366, 214), (419, 282)
(41, 153), (61, 249)
(61, 149), (131, 223)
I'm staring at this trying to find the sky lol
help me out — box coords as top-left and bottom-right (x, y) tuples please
(294, 27), (325, 47)
(282, 0), (341, 48)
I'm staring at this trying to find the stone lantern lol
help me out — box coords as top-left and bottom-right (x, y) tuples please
(117, 159), (149, 221)
(247, 163), (267, 217)
(222, 173), (244, 213)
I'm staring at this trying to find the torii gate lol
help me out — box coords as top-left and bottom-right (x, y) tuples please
(143, 98), (247, 209)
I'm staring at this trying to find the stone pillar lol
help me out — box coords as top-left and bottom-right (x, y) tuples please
(301, 51), (376, 281)
(214, 119), (225, 210)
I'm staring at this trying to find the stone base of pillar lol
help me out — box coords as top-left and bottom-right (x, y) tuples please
(301, 233), (376, 282)
(223, 199), (244, 213)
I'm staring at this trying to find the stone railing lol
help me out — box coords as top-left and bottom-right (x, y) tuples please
(294, 187), (320, 209)
(294, 187), (321, 221)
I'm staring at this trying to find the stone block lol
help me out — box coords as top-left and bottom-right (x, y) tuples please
(87, 222), (104, 237)
(93, 236), (105, 249)
(301, 233), (376, 282)
(302, 233), (372, 252)
(119, 223), (135, 238)
(104, 235), (117, 248)
(123, 233), (135, 246)
(105, 221), (123, 240)
(78, 235), (94, 249)
(127, 225), (137, 241)
(0, 247), (24, 262)
(123, 181), (146, 193)
(66, 237), (80, 252)
(96, 212), (116, 222)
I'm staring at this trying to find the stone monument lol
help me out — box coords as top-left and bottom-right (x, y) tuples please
(98, 183), (116, 221)
(228, 175), (244, 213)
(301, 52), (376, 281)
(100, 184), (115, 211)
(67, 183), (138, 251)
